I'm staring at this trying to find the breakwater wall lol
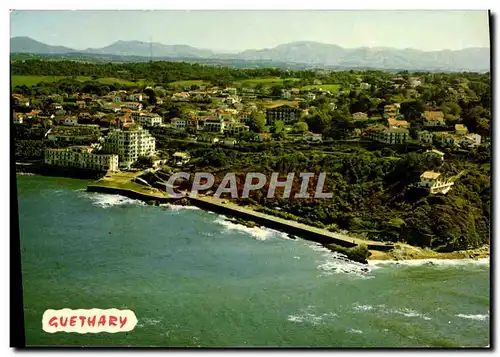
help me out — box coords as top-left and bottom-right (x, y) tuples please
(86, 184), (394, 252)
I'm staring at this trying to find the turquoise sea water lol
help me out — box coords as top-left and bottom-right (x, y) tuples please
(16, 175), (490, 347)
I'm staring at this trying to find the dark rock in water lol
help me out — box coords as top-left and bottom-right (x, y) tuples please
(287, 234), (297, 240)
(146, 200), (156, 206)
(361, 268), (369, 272)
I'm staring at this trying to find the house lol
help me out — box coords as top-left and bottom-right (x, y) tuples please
(50, 103), (63, 110)
(423, 111), (446, 127)
(76, 101), (86, 109)
(172, 92), (190, 102)
(133, 113), (163, 127)
(172, 152), (191, 166)
(365, 126), (409, 145)
(459, 133), (481, 148)
(121, 102), (143, 111)
(225, 87), (237, 96)
(225, 96), (240, 105)
(128, 93), (143, 102)
(222, 139), (238, 146)
(306, 92), (316, 100)
(417, 130), (434, 145)
(387, 118), (410, 129)
(103, 103), (122, 113)
(224, 122), (249, 136)
(281, 90), (292, 100)
(171, 117), (187, 131)
(62, 117), (79, 126)
(13, 113), (24, 124)
(203, 117), (225, 133)
(409, 77), (422, 88)
(12, 94), (30, 107)
(359, 82), (371, 90)
(455, 124), (469, 135)
(265, 104), (301, 125)
(25, 110), (41, 120)
(303, 132), (323, 143)
(384, 103), (401, 119)
(419, 171), (454, 194)
(352, 112), (369, 121)
(238, 112), (254, 124)
(425, 149), (445, 161)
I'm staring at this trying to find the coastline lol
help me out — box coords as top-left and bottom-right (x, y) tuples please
(83, 178), (490, 263)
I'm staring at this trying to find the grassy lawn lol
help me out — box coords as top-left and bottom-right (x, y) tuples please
(11, 75), (151, 88)
(233, 77), (300, 88)
(167, 80), (208, 88)
(300, 84), (341, 92)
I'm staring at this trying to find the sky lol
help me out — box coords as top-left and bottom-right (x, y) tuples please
(10, 10), (490, 52)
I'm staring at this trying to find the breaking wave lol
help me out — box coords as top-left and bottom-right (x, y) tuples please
(351, 302), (432, 321)
(308, 243), (373, 278)
(160, 204), (201, 214)
(214, 216), (292, 241)
(81, 192), (146, 208)
(456, 314), (489, 321)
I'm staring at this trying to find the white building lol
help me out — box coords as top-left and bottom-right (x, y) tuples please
(44, 146), (119, 172)
(417, 131), (434, 144)
(132, 113), (162, 127)
(366, 126), (409, 145)
(128, 93), (143, 102)
(425, 149), (445, 161)
(204, 117), (225, 133)
(459, 133), (482, 148)
(171, 117), (187, 130)
(419, 171), (454, 194)
(121, 102), (143, 111)
(306, 92), (316, 100)
(103, 125), (156, 168)
(303, 132), (323, 143)
(62, 117), (79, 126)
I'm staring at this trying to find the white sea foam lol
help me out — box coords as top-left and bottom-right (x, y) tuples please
(352, 303), (375, 312)
(160, 204), (201, 214)
(83, 192), (146, 208)
(347, 329), (363, 334)
(137, 317), (161, 328)
(390, 308), (432, 321)
(308, 243), (373, 278)
(287, 306), (338, 326)
(456, 314), (489, 321)
(370, 258), (489, 268)
(214, 216), (291, 241)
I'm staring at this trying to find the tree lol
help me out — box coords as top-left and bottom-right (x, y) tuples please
(293, 121), (309, 134)
(252, 111), (267, 133)
(144, 88), (157, 105)
(270, 85), (283, 98)
(270, 120), (285, 134)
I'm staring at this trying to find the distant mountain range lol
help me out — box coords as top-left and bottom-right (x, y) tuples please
(10, 36), (490, 72)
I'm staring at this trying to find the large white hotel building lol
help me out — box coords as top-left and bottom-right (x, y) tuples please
(103, 125), (156, 168)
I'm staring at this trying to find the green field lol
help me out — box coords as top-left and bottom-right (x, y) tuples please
(300, 84), (341, 92)
(11, 75), (152, 88)
(167, 80), (209, 88)
(233, 77), (300, 88)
